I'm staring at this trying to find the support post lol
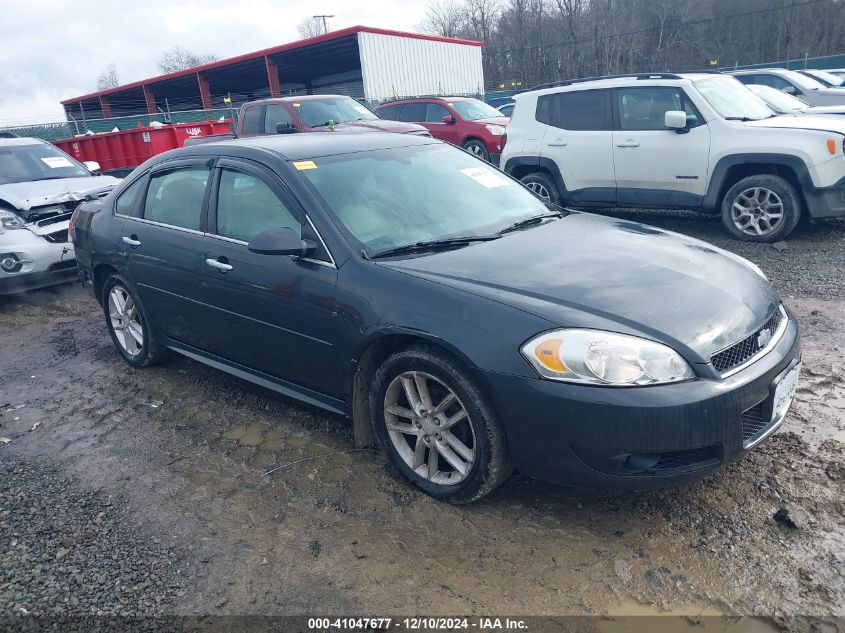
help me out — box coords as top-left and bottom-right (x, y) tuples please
(99, 96), (112, 119)
(197, 72), (212, 110)
(143, 85), (157, 114)
(265, 56), (281, 97)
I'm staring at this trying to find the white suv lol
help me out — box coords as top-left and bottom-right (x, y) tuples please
(501, 72), (845, 241)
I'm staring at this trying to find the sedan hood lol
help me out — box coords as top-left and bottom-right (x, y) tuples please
(332, 120), (429, 135)
(803, 105), (845, 115)
(380, 213), (780, 362)
(0, 175), (120, 211)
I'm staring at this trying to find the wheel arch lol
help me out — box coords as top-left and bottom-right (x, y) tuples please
(503, 156), (567, 196)
(93, 263), (119, 305)
(704, 154), (811, 213)
(350, 329), (481, 448)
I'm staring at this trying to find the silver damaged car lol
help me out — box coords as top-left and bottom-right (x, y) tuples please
(0, 137), (119, 294)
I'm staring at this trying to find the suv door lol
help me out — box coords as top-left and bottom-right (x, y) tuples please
(536, 89), (616, 204)
(423, 102), (461, 144)
(119, 159), (214, 347)
(197, 157), (342, 397)
(612, 86), (711, 207)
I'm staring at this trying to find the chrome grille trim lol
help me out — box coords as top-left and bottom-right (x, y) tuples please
(711, 305), (788, 378)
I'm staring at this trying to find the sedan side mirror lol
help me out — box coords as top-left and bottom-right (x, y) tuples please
(84, 160), (101, 173)
(782, 85), (799, 95)
(441, 114), (457, 124)
(276, 122), (298, 134)
(664, 110), (688, 132)
(247, 227), (316, 257)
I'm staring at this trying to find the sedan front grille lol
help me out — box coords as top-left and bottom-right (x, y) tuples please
(741, 401), (772, 446)
(711, 307), (785, 375)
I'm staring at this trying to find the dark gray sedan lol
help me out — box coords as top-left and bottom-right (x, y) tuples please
(71, 134), (801, 503)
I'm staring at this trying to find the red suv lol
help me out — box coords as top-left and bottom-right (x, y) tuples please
(374, 97), (509, 164)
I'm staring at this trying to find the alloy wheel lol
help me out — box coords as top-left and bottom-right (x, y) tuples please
(526, 181), (551, 201)
(730, 187), (784, 237)
(383, 371), (476, 485)
(108, 286), (144, 356)
(467, 144), (485, 157)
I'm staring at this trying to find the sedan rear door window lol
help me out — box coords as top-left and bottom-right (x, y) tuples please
(143, 166), (210, 231)
(215, 169), (301, 242)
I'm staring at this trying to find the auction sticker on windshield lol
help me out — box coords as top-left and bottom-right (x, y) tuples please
(41, 156), (73, 168)
(460, 167), (510, 189)
(293, 160), (318, 171)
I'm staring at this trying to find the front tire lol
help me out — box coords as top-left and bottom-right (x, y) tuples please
(463, 139), (490, 162)
(520, 171), (561, 205)
(102, 275), (168, 368)
(370, 345), (512, 504)
(720, 174), (801, 242)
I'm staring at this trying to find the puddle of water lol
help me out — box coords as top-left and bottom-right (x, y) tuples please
(598, 600), (779, 633)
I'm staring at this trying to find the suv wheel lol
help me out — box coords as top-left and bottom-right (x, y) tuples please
(370, 345), (512, 504)
(520, 171), (560, 205)
(102, 275), (169, 367)
(720, 175), (801, 242)
(463, 139), (490, 162)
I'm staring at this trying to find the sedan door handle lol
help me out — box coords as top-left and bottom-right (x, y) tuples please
(205, 258), (233, 273)
(546, 138), (568, 146)
(616, 140), (640, 148)
(122, 236), (141, 247)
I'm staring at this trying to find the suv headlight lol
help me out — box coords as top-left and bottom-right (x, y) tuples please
(521, 329), (694, 386)
(0, 209), (25, 231)
(485, 125), (505, 136)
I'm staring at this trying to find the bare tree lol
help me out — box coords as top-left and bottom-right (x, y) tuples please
(158, 46), (218, 73)
(96, 63), (119, 90)
(420, 0), (467, 37)
(297, 17), (327, 39)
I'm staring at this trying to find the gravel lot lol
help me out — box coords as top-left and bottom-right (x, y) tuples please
(0, 211), (843, 632)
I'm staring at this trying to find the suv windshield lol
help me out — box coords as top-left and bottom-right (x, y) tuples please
(450, 99), (503, 121)
(293, 97), (379, 128)
(298, 143), (548, 254)
(694, 76), (774, 120)
(0, 142), (91, 185)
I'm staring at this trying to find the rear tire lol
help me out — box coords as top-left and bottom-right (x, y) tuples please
(370, 345), (512, 504)
(463, 139), (490, 162)
(102, 275), (169, 368)
(720, 174), (801, 242)
(520, 171), (561, 205)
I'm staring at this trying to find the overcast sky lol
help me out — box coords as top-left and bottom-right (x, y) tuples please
(0, 0), (430, 126)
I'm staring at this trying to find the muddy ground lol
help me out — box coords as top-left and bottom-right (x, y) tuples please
(1, 211), (843, 631)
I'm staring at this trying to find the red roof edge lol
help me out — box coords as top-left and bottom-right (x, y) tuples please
(61, 25), (483, 105)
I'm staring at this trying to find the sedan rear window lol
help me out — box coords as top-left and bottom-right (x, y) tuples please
(143, 166), (210, 231)
(297, 144), (549, 253)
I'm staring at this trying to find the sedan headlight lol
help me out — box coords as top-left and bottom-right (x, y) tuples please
(0, 209), (25, 230)
(521, 329), (695, 386)
(485, 125), (506, 136)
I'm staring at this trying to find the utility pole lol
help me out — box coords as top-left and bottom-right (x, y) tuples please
(313, 14), (334, 34)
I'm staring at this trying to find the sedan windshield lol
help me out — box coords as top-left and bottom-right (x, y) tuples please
(747, 84), (810, 113)
(450, 99), (503, 121)
(0, 142), (91, 185)
(694, 76), (774, 120)
(293, 97), (379, 128)
(298, 143), (549, 254)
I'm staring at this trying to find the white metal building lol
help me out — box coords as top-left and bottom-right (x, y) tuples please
(62, 26), (486, 120)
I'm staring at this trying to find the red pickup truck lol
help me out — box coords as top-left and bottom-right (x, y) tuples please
(186, 95), (429, 145)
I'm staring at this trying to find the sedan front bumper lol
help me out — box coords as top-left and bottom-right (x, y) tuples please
(480, 316), (801, 489)
(0, 223), (76, 295)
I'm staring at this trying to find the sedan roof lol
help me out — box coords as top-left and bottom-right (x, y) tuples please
(169, 132), (440, 162)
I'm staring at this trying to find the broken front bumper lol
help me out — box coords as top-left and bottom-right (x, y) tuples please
(0, 221), (76, 295)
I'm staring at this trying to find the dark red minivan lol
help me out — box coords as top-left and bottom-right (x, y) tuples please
(375, 97), (509, 164)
